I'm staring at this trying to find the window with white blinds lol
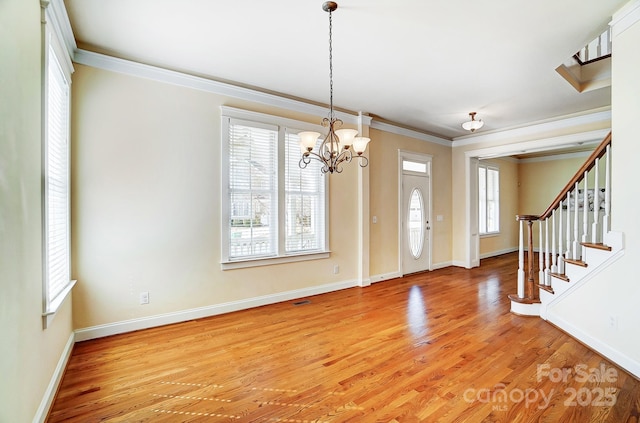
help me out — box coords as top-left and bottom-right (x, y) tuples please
(479, 164), (500, 235)
(41, 0), (75, 327)
(45, 47), (71, 305)
(285, 130), (325, 253)
(228, 121), (278, 259)
(222, 110), (328, 266)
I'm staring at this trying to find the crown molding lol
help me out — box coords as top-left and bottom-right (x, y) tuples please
(611, 0), (640, 37)
(73, 50), (448, 141)
(452, 108), (611, 148)
(74, 49), (367, 125)
(370, 120), (451, 146)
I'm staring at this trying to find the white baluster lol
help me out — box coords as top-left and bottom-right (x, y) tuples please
(573, 183), (579, 260)
(582, 171), (588, 259)
(603, 145), (611, 237)
(566, 192), (572, 263)
(539, 220), (544, 286)
(592, 158), (600, 243)
(551, 210), (558, 275)
(544, 218), (550, 285)
(559, 198), (565, 274)
(517, 219), (525, 298)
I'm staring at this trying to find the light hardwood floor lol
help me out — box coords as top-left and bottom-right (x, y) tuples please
(48, 253), (640, 422)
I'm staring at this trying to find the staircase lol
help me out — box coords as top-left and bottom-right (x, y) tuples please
(508, 132), (624, 317)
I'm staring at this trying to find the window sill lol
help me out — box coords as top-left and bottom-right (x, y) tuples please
(42, 279), (77, 329)
(480, 232), (501, 238)
(221, 251), (330, 270)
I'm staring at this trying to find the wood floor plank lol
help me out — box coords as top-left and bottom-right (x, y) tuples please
(47, 253), (639, 422)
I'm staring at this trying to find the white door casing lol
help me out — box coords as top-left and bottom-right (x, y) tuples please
(468, 157), (480, 268)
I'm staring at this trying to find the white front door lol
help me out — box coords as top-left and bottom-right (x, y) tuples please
(402, 173), (431, 274)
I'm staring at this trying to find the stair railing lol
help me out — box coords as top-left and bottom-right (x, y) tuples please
(510, 132), (612, 304)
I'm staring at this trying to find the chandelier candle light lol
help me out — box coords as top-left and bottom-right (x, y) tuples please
(298, 1), (370, 174)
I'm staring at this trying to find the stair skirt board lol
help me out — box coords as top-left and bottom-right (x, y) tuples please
(540, 250), (624, 317)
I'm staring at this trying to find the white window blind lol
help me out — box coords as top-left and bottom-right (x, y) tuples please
(45, 45), (71, 305)
(285, 130), (325, 253)
(228, 120), (277, 259)
(479, 164), (500, 234)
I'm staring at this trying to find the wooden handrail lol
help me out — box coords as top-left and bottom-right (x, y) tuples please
(516, 215), (539, 222)
(539, 132), (612, 220)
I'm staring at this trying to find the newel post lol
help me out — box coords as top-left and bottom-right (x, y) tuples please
(509, 215), (541, 316)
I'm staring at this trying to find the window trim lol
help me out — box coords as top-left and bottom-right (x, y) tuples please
(41, 0), (76, 328)
(478, 162), (500, 236)
(220, 107), (330, 270)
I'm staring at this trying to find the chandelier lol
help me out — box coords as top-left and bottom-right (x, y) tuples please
(298, 1), (370, 174)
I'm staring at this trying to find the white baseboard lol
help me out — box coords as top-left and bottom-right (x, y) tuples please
(370, 271), (402, 284)
(370, 262), (452, 283)
(451, 260), (468, 268)
(480, 247), (518, 259)
(432, 261), (452, 270)
(547, 312), (640, 379)
(75, 279), (357, 342)
(33, 332), (75, 423)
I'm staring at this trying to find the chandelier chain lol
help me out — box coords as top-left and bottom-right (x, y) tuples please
(328, 8), (333, 120)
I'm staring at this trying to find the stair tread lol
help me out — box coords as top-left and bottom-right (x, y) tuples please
(564, 258), (588, 267)
(537, 284), (555, 294)
(581, 242), (612, 251)
(549, 272), (570, 282)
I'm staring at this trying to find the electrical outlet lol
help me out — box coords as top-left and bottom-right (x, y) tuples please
(333, 265), (339, 274)
(608, 314), (618, 330)
(139, 291), (149, 305)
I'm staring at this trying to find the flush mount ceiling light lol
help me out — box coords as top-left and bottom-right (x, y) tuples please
(298, 1), (370, 174)
(462, 112), (484, 133)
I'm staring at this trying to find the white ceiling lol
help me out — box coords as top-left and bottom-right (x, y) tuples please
(64, 0), (624, 140)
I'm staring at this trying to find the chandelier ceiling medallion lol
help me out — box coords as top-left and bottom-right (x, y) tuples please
(462, 112), (484, 133)
(298, 1), (370, 174)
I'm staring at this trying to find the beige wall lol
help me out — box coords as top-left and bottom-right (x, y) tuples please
(518, 154), (607, 216)
(369, 129), (453, 276)
(548, 2), (640, 374)
(518, 157), (585, 216)
(72, 64), (435, 329)
(0, 1), (75, 421)
(478, 158), (519, 258)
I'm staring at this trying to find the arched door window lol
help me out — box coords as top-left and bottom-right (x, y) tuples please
(408, 188), (424, 258)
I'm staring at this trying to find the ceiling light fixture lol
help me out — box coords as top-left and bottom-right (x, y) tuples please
(298, 1), (370, 174)
(462, 112), (484, 133)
